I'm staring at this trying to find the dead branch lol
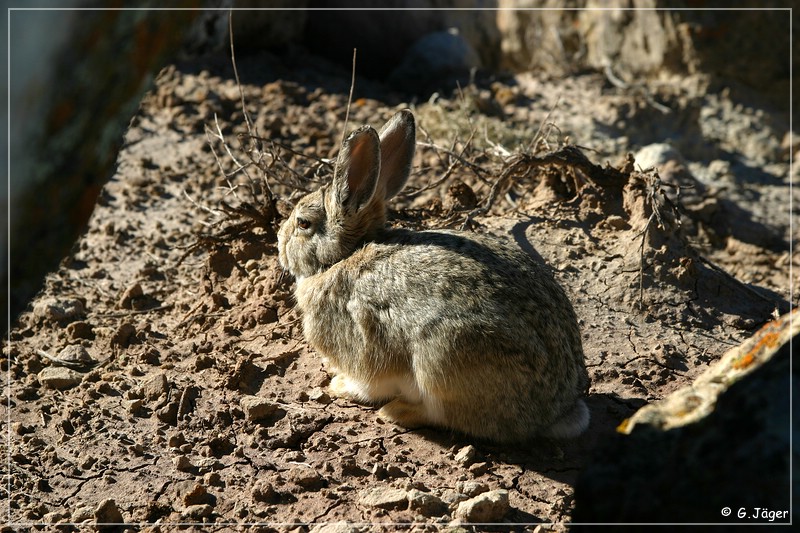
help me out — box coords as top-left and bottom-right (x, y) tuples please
(466, 144), (628, 223)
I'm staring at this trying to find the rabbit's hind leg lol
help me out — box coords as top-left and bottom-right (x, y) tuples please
(329, 373), (398, 405)
(378, 398), (428, 428)
(378, 395), (444, 430)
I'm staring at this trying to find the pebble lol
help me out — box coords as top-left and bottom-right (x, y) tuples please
(142, 372), (169, 400)
(454, 445), (482, 466)
(454, 489), (509, 523)
(204, 472), (222, 486)
(94, 498), (124, 528)
(287, 466), (325, 491)
(71, 505), (94, 523)
(407, 489), (448, 517)
(13, 422), (35, 435)
(240, 396), (278, 422)
(441, 489), (469, 508)
(42, 510), (67, 524)
(176, 481), (209, 506)
(309, 387), (332, 404)
(633, 143), (684, 169)
(67, 321), (94, 340)
(119, 283), (144, 309)
(468, 461), (490, 476)
(358, 486), (409, 510)
(251, 479), (279, 503)
(38, 367), (82, 390)
(173, 455), (193, 471)
(33, 297), (85, 322)
(456, 480), (489, 498)
(182, 504), (213, 519)
(110, 322), (137, 347)
(124, 399), (144, 414)
(167, 431), (186, 448)
(604, 214), (629, 230)
(310, 522), (365, 533)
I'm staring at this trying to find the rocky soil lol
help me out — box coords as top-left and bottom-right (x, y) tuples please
(2, 46), (794, 531)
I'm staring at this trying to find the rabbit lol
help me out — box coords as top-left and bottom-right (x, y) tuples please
(278, 109), (590, 442)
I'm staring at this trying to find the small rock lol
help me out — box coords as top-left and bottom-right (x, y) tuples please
(167, 432), (186, 448)
(310, 521), (365, 533)
(16, 386), (39, 401)
(157, 402), (178, 425)
(309, 387), (332, 404)
(441, 489), (469, 508)
(240, 396), (278, 423)
(129, 443), (144, 456)
(67, 321), (94, 340)
(176, 481), (210, 506)
(195, 354), (215, 371)
(111, 322), (137, 347)
(33, 298), (85, 322)
(42, 510), (67, 523)
(142, 372), (169, 400)
(454, 445), (482, 466)
(71, 505), (94, 523)
(604, 215), (629, 230)
(287, 466), (325, 491)
(123, 398), (144, 414)
(173, 455), (193, 471)
(358, 486), (409, 510)
(407, 489), (448, 517)
(251, 479), (279, 503)
(634, 143), (684, 169)
(195, 457), (222, 472)
(206, 434), (235, 457)
(38, 367), (82, 390)
(204, 471), (222, 486)
(454, 489), (509, 523)
(119, 283), (144, 309)
(139, 346), (161, 365)
(59, 418), (75, 436)
(256, 306), (279, 324)
(56, 345), (94, 367)
(456, 480), (489, 498)
(283, 450), (306, 462)
(468, 462), (490, 476)
(13, 422), (35, 435)
(182, 504), (213, 519)
(94, 498), (124, 528)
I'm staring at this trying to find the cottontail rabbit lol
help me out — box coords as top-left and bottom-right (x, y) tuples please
(278, 110), (589, 442)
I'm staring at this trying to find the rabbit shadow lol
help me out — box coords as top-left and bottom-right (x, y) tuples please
(509, 216), (601, 265)
(396, 391), (648, 488)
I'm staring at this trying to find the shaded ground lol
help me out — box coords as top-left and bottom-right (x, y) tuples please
(3, 48), (794, 530)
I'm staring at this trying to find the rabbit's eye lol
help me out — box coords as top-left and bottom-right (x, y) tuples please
(297, 217), (311, 230)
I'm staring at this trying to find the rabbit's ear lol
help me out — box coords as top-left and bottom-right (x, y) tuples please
(333, 125), (381, 214)
(377, 110), (415, 200)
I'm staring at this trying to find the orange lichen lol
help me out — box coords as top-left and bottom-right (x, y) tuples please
(732, 352), (755, 370)
(732, 328), (781, 370)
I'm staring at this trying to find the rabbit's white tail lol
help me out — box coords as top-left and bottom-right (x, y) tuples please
(544, 399), (590, 439)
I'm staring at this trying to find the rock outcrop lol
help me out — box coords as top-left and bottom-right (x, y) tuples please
(573, 309), (796, 525)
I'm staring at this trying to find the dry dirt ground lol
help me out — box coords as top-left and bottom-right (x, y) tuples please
(3, 49), (795, 531)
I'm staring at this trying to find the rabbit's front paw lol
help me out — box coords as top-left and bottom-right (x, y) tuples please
(329, 374), (357, 399)
(378, 398), (429, 429)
